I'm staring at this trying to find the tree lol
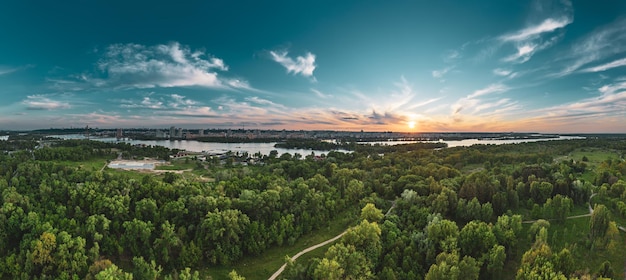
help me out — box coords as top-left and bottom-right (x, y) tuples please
(162, 172), (179, 184)
(342, 220), (382, 266)
(426, 216), (459, 261)
(122, 219), (154, 258)
(528, 220), (550, 242)
(432, 187), (458, 217)
(530, 181), (553, 204)
(360, 203), (384, 223)
(487, 244), (506, 279)
(228, 269), (246, 280)
(597, 261), (614, 279)
(590, 204), (610, 243)
(553, 248), (574, 277)
(30, 231), (57, 276)
(86, 259), (114, 280)
(179, 241), (202, 268)
(200, 209), (250, 264)
(346, 179), (366, 203)
(314, 258), (344, 280)
(153, 221), (181, 268)
(458, 221), (496, 259)
(493, 214), (522, 252)
(425, 251), (479, 280)
(516, 236), (565, 280)
(132, 256), (162, 280)
(323, 243), (373, 279)
(544, 195), (572, 223)
(95, 263), (133, 280)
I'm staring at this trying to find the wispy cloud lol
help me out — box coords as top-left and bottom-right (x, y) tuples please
(0, 67), (20, 76)
(496, 0), (573, 64)
(518, 79), (626, 131)
(311, 88), (332, 99)
(119, 93), (220, 121)
(581, 57), (626, 73)
(94, 42), (249, 90)
(468, 83), (509, 99)
(493, 68), (513, 76)
(120, 97), (164, 109)
(170, 94), (197, 107)
(500, 17), (572, 42)
(453, 83), (511, 115)
(432, 66), (454, 82)
(0, 64), (34, 76)
(406, 97), (444, 110)
(554, 18), (626, 77)
(502, 44), (537, 63)
(269, 50), (317, 79)
(22, 95), (71, 110)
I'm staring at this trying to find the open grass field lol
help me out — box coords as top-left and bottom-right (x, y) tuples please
(203, 209), (357, 280)
(56, 157), (112, 171)
(155, 159), (199, 170)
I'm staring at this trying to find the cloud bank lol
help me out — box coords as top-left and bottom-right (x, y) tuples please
(96, 42), (248, 90)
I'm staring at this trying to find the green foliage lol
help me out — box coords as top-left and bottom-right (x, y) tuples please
(132, 256), (162, 280)
(425, 251), (479, 280)
(360, 203), (384, 223)
(313, 258), (344, 280)
(1, 137), (626, 279)
(95, 263), (133, 280)
(543, 194), (572, 222)
(458, 221), (496, 259)
(590, 204), (610, 242)
(516, 237), (566, 280)
(228, 269), (246, 280)
(597, 261), (614, 279)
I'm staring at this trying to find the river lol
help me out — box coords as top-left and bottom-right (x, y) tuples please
(360, 135), (585, 148)
(49, 134), (584, 155)
(50, 135), (344, 156)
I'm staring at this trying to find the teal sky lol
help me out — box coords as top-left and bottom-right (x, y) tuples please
(1, 0), (626, 132)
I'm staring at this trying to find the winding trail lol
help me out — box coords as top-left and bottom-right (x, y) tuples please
(269, 202), (396, 280)
(522, 193), (597, 224)
(268, 230), (348, 280)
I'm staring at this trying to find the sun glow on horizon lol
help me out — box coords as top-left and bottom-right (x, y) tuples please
(407, 121), (416, 129)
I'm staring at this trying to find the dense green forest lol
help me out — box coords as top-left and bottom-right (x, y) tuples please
(0, 138), (625, 279)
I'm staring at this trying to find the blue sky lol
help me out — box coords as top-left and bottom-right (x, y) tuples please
(1, 0), (626, 132)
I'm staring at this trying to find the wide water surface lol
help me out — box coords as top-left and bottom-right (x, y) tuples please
(360, 135), (585, 148)
(51, 135), (584, 155)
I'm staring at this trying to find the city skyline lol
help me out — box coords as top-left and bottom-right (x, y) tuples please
(1, 0), (626, 132)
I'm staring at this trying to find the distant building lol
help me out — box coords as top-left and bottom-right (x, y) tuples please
(169, 126), (176, 139)
(156, 130), (167, 138)
(116, 128), (123, 139)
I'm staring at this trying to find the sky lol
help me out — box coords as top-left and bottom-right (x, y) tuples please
(1, 0), (626, 133)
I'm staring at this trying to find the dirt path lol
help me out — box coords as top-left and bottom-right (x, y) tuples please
(385, 200), (397, 217)
(100, 161), (108, 172)
(268, 203), (395, 280)
(523, 193), (596, 224)
(268, 230), (347, 280)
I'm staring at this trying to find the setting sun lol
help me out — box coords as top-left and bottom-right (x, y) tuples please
(407, 121), (416, 129)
